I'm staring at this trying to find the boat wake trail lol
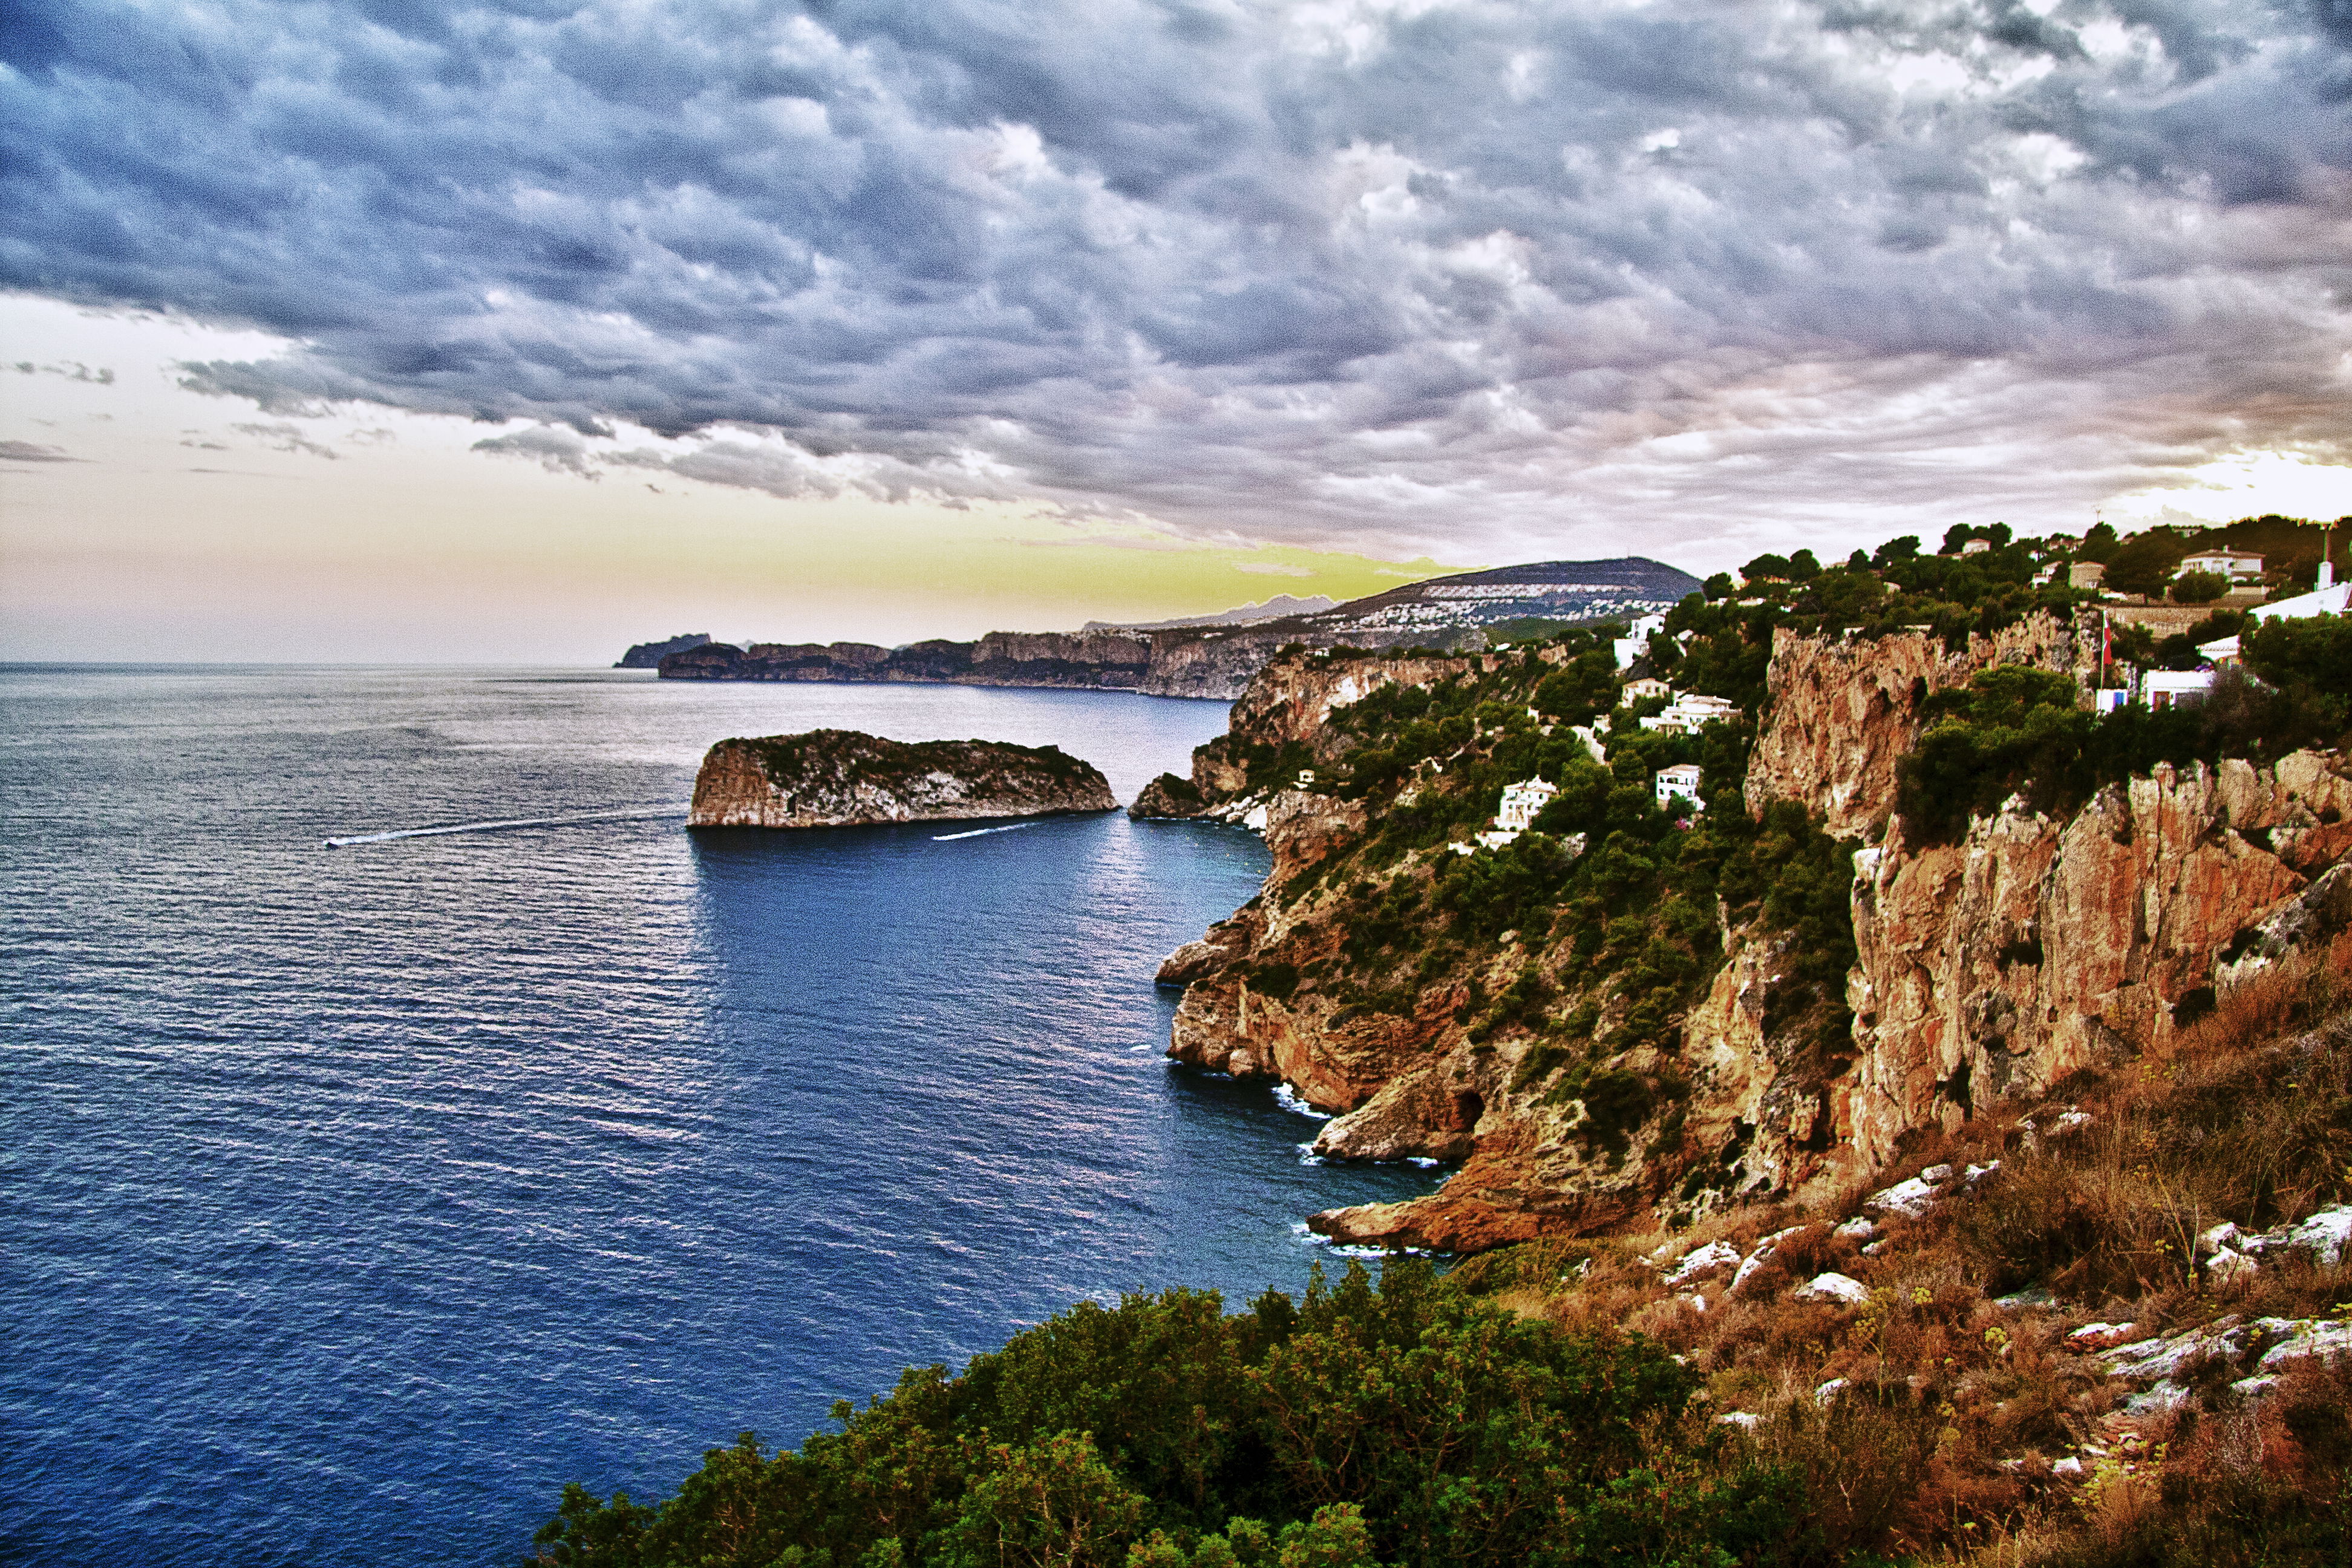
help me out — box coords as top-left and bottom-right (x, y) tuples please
(321, 806), (688, 849)
(931, 822), (1042, 841)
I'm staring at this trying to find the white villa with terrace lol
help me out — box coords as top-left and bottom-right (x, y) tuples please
(1457, 776), (1562, 854)
(1639, 692), (1740, 735)
(2179, 549), (2264, 583)
(1655, 762), (1704, 812)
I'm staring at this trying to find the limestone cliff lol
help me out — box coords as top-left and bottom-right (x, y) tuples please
(662, 633), (1148, 689)
(1156, 629), (2352, 1253)
(1841, 753), (2352, 1169)
(1191, 651), (1483, 794)
(1742, 613), (2094, 838)
(659, 624), (1477, 701)
(688, 730), (1116, 828)
(615, 632), (711, 669)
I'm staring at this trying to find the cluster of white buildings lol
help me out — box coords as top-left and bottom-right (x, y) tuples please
(2111, 568), (2347, 710)
(1455, 760), (1707, 857)
(1451, 636), (1744, 852)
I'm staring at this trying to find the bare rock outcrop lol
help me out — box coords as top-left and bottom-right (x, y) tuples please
(1261, 790), (1370, 872)
(1155, 909), (1263, 987)
(1192, 653), (1484, 795)
(1845, 751), (2352, 1167)
(1745, 615), (2091, 837)
(688, 729), (1116, 828)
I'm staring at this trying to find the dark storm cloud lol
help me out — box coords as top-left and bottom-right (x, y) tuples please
(5, 0), (2349, 554)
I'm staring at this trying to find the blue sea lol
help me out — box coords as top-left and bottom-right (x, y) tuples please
(0, 666), (1437, 1567)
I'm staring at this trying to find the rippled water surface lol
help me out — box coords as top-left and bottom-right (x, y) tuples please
(0, 666), (1437, 1567)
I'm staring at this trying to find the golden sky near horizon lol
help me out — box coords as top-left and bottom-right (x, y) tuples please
(1, 297), (1465, 662)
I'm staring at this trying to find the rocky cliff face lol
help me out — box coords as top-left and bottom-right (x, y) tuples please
(615, 632), (711, 669)
(688, 730), (1116, 828)
(1743, 613), (2093, 838)
(655, 609), (1491, 701)
(1129, 773), (1207, 820)
(1157, 628), (2352, 1254)
(1842, 753), (2352, 1170)
(1191, 648), (1554, 794)
(1142, 626), (1486, 701)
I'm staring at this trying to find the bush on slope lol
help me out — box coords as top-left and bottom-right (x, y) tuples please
(532, 1265), (1800, 1567)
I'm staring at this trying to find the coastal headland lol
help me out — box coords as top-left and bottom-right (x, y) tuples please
(687, 728), (1117, 828)
(1146, 529), (2352, 1253)
(646, 557), (1704, 701)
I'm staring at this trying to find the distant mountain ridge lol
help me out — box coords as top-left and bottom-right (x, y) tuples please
(1237, 557), (1702, 644)
(644, 557), (1703, 699)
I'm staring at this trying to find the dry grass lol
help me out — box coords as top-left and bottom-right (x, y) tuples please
(1952, 957), (2352, 1321)
(1450, 954), (2352, 1565)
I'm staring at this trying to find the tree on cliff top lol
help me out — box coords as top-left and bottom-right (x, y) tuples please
(2100, 530), (2184, 598)
(2243, 613), (2352, 745)
(1889, 651), (2352, 844)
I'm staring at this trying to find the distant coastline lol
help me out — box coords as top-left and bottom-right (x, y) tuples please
(615, 632), (712, 668)
(633, 557), (1703, 701)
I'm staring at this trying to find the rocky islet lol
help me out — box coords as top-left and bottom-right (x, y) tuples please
(687, 728), (1117, 829)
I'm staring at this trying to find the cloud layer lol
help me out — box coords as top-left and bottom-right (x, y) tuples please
(6, 0), (2348, 555)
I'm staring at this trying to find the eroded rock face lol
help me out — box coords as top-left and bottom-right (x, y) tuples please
(1156, 909), (1262, 987)
(1159, 629), (2352, 1255)
(1191, 652), (1487, 794)
(1262, 791), (1370, 872)
(1745, 616), (2091, 837)
(687, 730), (1116, 828)
(1845, 753), (2352, 1168)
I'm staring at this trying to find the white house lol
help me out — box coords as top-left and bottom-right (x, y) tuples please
(2141, 669), (2216, 708)
(1655, 763), (1704, 812)
(1622, 675), (1673, 702)
(1613, 611), (1670, 671)
(1463, 776), (1561, 852)
(1494, 777), (1558, 833)
(1961, 539), (1992, 555)
(2250, 581), (2351, 624)
(2180, 549), (2264, 583)
(1638, 693), (1740, 735)
(2199, 635), (2241, 668)
(2069, 562), (2107, 590)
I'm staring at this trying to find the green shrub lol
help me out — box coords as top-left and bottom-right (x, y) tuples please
(2171, 569), (2229, 604)
(531, 1264), (1779, 1568)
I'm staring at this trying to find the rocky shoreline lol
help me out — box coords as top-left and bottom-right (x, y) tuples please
(1148, 622), (2352, 1253)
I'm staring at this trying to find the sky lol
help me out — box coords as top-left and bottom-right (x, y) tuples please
(4, 0), (2351, 662)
